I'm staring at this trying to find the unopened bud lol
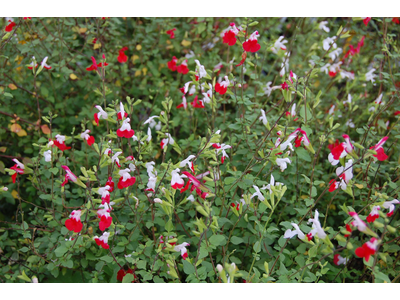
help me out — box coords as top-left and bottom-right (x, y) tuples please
(216, 264), (223, 273)
(2, 187), (8, 191)
(154, 198), (163, 204)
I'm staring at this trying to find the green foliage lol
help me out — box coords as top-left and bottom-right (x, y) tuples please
(0, 17), (400, 283)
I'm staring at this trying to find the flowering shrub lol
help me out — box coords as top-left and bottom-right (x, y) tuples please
(0, 17), (400, 283)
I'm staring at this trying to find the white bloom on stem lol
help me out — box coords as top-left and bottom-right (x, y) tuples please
(320, 63), (331, 74)
(271, 36), (288, 54)
(336, 159), (353, 190)
(12, 159), (25, 169)
(276, 157), (291, 172)
(143, 116), (159, 126)
(284, 223), (305, 240)
(145, 161), (157, 177)
(365, 68), (377, 83)
(323, 36), (337, 51)
(195, 60), (207, 79)
(329, 48), (342, 61)
(179, 155), (196, 173)
(43, 150), (52, 162)
(111, 151), (122, 167)
(250, 185), (265, 202)
(319, 21), (330, 32)
(261, 174), (283, 195)
(146, 127), (152, 142)
(259, 109), (268, 125)
(382, 199), (399, 217)
(343, 94), (352, 105)
(348, 211), (367, 233)
(95, 105), (108, 121)
(307, 209), (327, 239)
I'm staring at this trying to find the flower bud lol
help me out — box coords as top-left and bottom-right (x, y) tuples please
(216, 264), (223, 273)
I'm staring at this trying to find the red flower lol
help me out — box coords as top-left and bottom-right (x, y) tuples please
(86, 56), (109, 71)
(355, 237), (378, 262)
(369, 136), (389, 161)
(393, 17), (400, 24)
(117, 118), (135, 138)
(177, 60), (189, 74)
(242, 31), (261, 53)
(117, 268), (137, 282)
(363, 18), (371, 26)
(117, 47), (128, 63)
(65, 210), (83, 233)
(215, 76), (230, 95)
(223, 30), (237, 46)
(167, 56), (178, 71)
(281, 82), (289, 90)
(5, 21), (16, 32)
(106, 177), (115, 192)
(94, 232), (110, 250)
(344, 224), (352, 237)
(166, 28), (176, 39)
(236, 52), (247, 67)
(191, 96), (205, 109)
(117, 169), (136, 189)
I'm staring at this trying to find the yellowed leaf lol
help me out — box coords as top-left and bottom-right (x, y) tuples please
(16, 129), (27, 137)
(166, 40), (171, 45)
(136, 44), (142, 51)
(69, 73), (78, 80)
(41, 125), (51, 135)
(354, 184), (364, 189)
(94, 42), (102, 49)
(79, 28), (87, 34)
(92, 120), (97, 126)
(131, 55), (139, 63)
(8, 83), (17, 90)
(11, 190), (18, 199)
(142, 67), (148, 76)
(10, 123), (22, 133)
(0, 147), (7, 153)
(115, 80), (121, 87)
(301, 195), (308, 199)
(181, 40), (191, 47)
(134, 70), (142, 77)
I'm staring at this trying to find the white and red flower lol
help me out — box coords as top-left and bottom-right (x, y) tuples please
(328, 141), (347, 166)
(65, 210), (83, 233)
(355, 237), (378, 262)
(215, 76), (230, 95)
(348, 211), (367, 233)
(97, 203), (112, 231)
(195, 60), (207, 79)
(94, 105), (108, 126)
(191, 96), (205, 109)
(180, 155), (196, 173)
(181, 171), (208, 199)
(160, 133), (175, 149)
(271, 36), (288, 54)
(202, 83), (213, 104)
(117, 118), (135, 138)
(98, 185), (111, 205)
(145, 175), (157, 194)
(329, 159), (353, 192)
(177, 59), (189, 74)
(285, 103), (297, 120)
(10, 159), (25, 183)
(382, 199), (399, 217)
(111, 151), (122, 168)
(80, 130), (95, 146)
(243, 31), (261, 53)
(221, 22), (240, 46)
(214, 143), (231, 164)
(333, 254), (348, 266)
(61, 165), (78, 186)
(117, 168), (136, 189)
(53, 134), (71, 151)
(366, 206), (380, 223)
(342, 134), (354, 154)
(106, 177), (114, 192)
(171, 168), (185, 189)
(40, 57), (52, 70)
(174, 242), (190, 260)
(369, 136), (389, 161)
(117, 102), (128, 120)
(94, 232), (110, 250)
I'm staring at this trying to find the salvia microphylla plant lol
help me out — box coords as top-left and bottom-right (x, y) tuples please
(0, 17), (400, 283)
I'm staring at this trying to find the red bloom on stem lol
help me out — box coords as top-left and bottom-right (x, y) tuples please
(117, 118), (135, 138)
(65, 210), (83, 233)
(393, 17), (400, 24)
(94, 232), (110, 250)
(221, 23), (239, 46)
(117, 102), (128, 120)
(117, 169), (136, 189)
(167, 56), (178, 71)
(81, 130), (95, 146)
(177, 60), (189, 74)
(281, 82), (289, 90)
(166, 28), (176, 39)
(355, 237), (378, 262)
(369, 136), (389, 161)
(242, 31), (261, 53)
(363, 17), (371, 26)
(236, 52), (247, 67)
(10, 159), (25, 183)
(53, 135), (72, 151)
(328, 71), (337, 77)
(5, 20), (16, 32)
(117, 268), (137, 282)
(86, 56), (109, 71)
(215, 76), (230, 95)
(117, 47), (128, 63)
(191, 96), (205, 109)
(97, 203), (112, 231)
(366, 206), (380, 223)
(106, 177), (115, 192)
(344, 224), (352, 237)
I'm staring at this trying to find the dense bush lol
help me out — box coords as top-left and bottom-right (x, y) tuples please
(0, 17), (400, 283)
